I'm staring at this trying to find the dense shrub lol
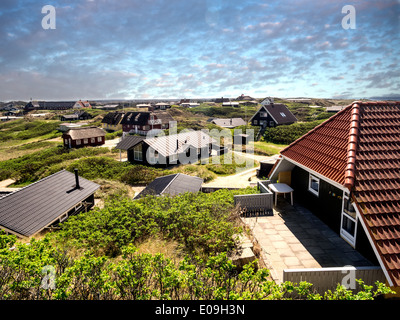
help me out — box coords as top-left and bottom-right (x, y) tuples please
(0, 120), (61, 142)
(263, 120), (324, 145)
(0, 238), (394, 300)
(66, 156), (130, 181)
(0, 146), (111, 183)
(52, 188), (257, 257)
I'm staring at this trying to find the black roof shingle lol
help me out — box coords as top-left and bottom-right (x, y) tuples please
(134, 173), (203, 199)
(0, 170), (100, 237)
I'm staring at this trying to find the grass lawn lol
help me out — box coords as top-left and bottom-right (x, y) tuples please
(252, 141), (287, 155)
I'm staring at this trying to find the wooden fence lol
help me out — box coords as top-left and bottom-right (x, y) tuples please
(283, 266), (386, 295)
(234, 191), (273, 217)
(258, 180), (272, 193)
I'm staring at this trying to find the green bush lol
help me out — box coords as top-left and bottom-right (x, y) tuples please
(0, 146), (112, 183)
(53, 188), (257, 257)
(263, 120), (324, 145)
(0, 238), (394, 300)
(0, 120), (61, 142)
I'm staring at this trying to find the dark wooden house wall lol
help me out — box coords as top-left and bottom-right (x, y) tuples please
(291, 165), (378, 264)
(63, 135), (105, 148)
(291, 166), (343, 234)
(251, 111), (276, 127)
(127, 143), (212, 167)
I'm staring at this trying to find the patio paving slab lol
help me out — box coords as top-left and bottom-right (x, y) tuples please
(243, 200), (374, 284)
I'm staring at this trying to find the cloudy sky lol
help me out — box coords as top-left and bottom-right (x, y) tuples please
(0, 0), (399, 101)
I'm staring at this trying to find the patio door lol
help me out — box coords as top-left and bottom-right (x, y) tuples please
(340, 192), (357, 247)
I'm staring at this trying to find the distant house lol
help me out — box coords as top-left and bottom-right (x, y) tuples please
(24, 101), (76, 111)
(120, 111), (175, 136)
(136, 103), (151, 109)
(134, 173), (203, 199)
(62, 126), (106, 149)
(73, 100), (92, 109)
(211, 118), (247, 128)
(60, 110), (92, 122)
(154, 102), (171, 110)
(261, 97), (274, 105)
(236, 94), (255, 101)
(222, 102), (239, 107)
(268, 101), (400, 289)
(0, 116), (23, 122)
(0, 169), (99, 238)
(326, 105), (346, 113)
(178, 99), (191, 105)
(250, 103), (297, 128)
(116, 130), (217, 167)
(181, 102), (200, 108)
(101, 112), (125, 132)
(215, 97), (230, 103)
(96, 104), (119, 110)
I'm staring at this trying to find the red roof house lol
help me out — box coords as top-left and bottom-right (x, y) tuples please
(269, 101), (400, 288)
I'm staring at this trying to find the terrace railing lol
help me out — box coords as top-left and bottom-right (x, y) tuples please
(234, 180), (273, 217)
(283, 266), (386, 296)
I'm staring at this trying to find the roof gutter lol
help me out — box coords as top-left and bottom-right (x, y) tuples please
(344, 103), (360, 190)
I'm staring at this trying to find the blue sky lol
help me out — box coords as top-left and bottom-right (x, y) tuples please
(0, 0), (399, 101)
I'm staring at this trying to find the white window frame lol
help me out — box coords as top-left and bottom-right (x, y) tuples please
(269, 121), (275, 127)
(134, 144), (143, 161)
(340, 193), (357, 247)
(308, 174), (320, 196)
(91, 137), (95, 143)
(280, 112), (286, 117)
(83, 138), (88, 144)
(76, 139), (81, 145)
(97, 136), (102, 142)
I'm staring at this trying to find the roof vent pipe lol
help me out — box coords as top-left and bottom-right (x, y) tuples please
(74, 168), (80, 189)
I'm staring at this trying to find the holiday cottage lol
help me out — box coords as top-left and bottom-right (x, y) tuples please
(62, 126), (106, 148)
(268, 101), (400, 289)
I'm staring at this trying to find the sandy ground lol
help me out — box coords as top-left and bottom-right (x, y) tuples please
(204, 153), (279, 188)
(103, 137), (121, 149)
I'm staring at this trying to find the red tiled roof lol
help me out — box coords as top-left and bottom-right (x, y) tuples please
(280, 104), (352, 185)
(280, 101), (400, 287)
(352, 102), (400, 287)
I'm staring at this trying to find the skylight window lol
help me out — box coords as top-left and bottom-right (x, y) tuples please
(280, 112), (286, 117)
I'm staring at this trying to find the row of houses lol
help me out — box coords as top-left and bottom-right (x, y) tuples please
(101, 111), (175, 136)
(24, 100), (92, 112)
(0, 100), (399, 293)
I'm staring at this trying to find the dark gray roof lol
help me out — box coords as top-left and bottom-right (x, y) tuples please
(134, 173), (203, 199)
(120, 112), (151, 125)
(0, 170), (100, 237)
(101, 112), (125, 125)
(250, 104), (297, 124)
(115, 135), (145, 150)
(64, 126), (105, 140)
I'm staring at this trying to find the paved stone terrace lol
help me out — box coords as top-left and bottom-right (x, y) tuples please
(243, 199), (374, 284)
